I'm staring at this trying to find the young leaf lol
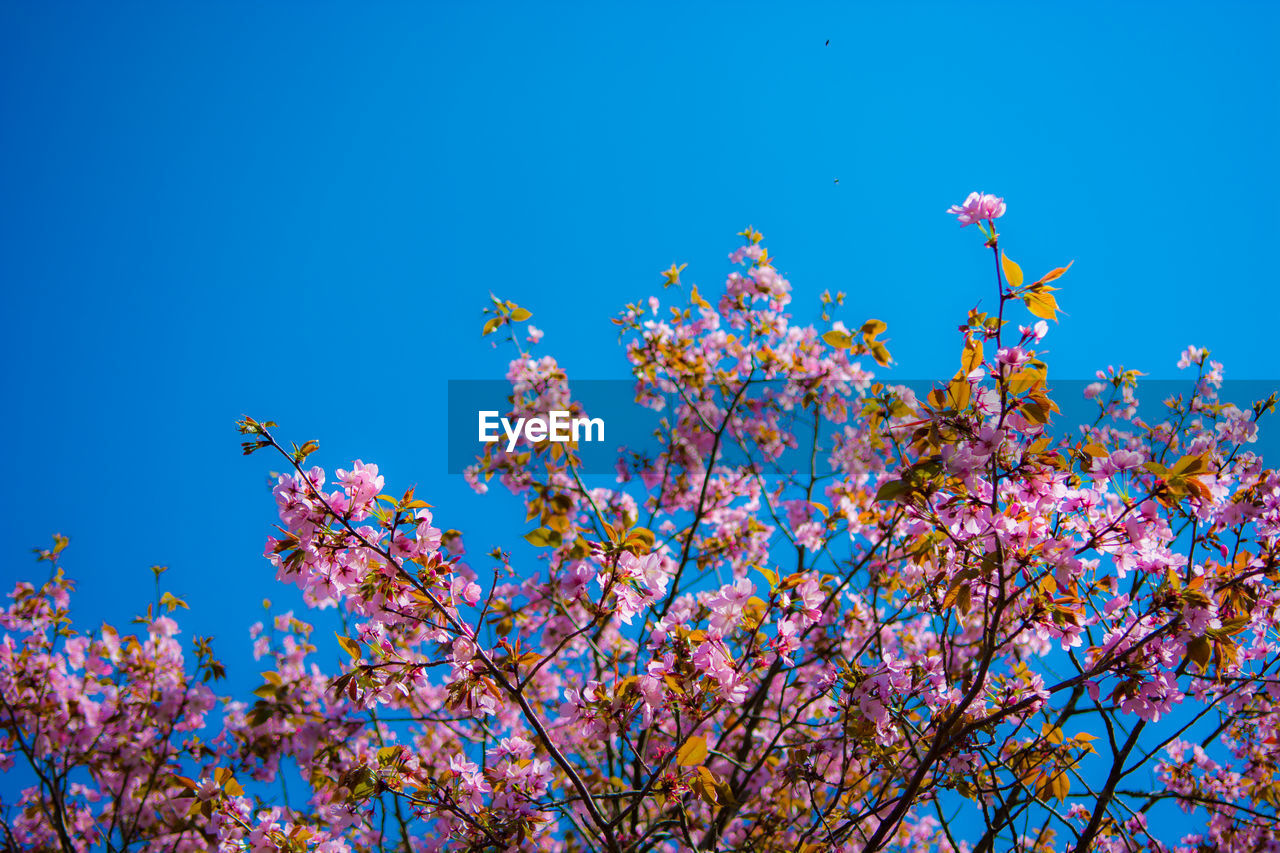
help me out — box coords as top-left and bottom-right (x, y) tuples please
(690, 285), (712, 310)
(875, 479), (910, 502)
(860, 318), (887, 339)
(677, 735), (709, 766)
(1033, 260), (1074, 287)
(755, 565), (779, 591)
(524, 527), (562, 548)
(961, 340), (983, 374)
(822, 330), (853, 349)
(1002, 253), (1024, 289)
(870, 341), (892, 366)
(689, 766), (718, 805)
(1186, 635), (1211, 669)
(170, 774), (200, 792)
(335, 633), (361, 661)
(1023, 291), (1059, 321)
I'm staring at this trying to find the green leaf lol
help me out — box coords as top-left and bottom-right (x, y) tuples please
(510, 307), (533, 322)
(482, 317), (503, 336)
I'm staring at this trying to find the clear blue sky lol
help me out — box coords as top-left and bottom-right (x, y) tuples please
(1, 1), (1277, 728)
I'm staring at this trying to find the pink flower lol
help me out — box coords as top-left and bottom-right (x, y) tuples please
(794, 521), (826, 551)
(997, 346), (1032, 368)
(947, 192), (1006, 226)
(773, 616), (801, 664)
(335, 460), (384, 506)
(1019, 320), (1049, 343)
(1177, 345), (1208, 369)
(414, 509), (442, 552)
(706, 577), (754, 612)
(706, 577), (755, 632)
(451, 576), (482, 606)
(487, 736), (534, 761)
(1109, 449), (1144, 470)
(452, 636), (476, 663)
(692, 636), (748, 704)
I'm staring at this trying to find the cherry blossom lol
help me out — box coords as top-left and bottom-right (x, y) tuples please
(5, 198), (1280, 853)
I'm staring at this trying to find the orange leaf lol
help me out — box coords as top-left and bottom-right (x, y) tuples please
(1033, 260), (1074, 287)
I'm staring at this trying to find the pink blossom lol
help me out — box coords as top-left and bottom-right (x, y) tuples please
(1019, 320), (1049, 342)
(1177, 345), (1209, 369)
(997, 346), (1032, 368)
(947, 191), (1006, 226)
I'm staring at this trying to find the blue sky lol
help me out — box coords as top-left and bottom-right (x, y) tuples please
(1, 0), (1278, 791)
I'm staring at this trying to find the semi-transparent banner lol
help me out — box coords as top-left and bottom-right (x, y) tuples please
(445, 378), (1279, 475)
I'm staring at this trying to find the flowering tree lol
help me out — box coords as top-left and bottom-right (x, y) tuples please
(4, 194), (1280, 852)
